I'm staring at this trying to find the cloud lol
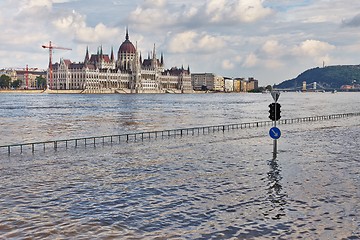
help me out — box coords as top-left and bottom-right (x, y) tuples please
(222, 59), (235, 70)
(242, 52), (258, 68)
(128, 0), (176, 29)
(265, 59), (284, 69)
(293, 39), (335, 57)
(0, 0), (124, 67)
(342, 13), (360, 27)
(142, 0), (166, 8)
(204, 0), (273, 23)
(128, 0), (273, 32)
(167, 31), (225, 53)
(52, 10), (86, 32)
(261, 40), (286, 56)
(52, 10), (121, 44)
(232, 0), (273, 23)
(74, 23), (121, 44)
(0, 0), (52, 49)
(247, 39), (335, 69)
(19, 0), (52, 10)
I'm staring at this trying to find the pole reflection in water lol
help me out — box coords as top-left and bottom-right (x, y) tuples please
(266, 159), (287, 220)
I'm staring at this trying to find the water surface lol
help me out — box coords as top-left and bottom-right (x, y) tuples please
(0, 92), (359, 239)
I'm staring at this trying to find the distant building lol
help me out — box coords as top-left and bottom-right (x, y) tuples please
(247, 77), (259, 91)
(233, 78), (247, 92)
(224, 78), (234, 92)
(191, 74), (259, 92)
(15, 70), (46, 89)
(191, 73), (224, 91)
(232, 77), (258, 92)
(50, 29), (192, 93)
(0, 68), (46, 89)
(241, 80), (247, 92)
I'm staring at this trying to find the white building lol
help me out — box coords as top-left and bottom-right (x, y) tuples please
(224, 79), (234, 92)
(50, 29), (192, 93)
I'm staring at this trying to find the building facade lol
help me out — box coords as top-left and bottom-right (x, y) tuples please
(191, 73), (224, 91)
(50, 30), (192, 93)
(1, 68), (46, 89)
(192, 74), (259, 92)
(247, 77), (259, 91)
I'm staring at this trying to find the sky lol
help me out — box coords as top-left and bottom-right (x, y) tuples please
(1, 0), (360, 86)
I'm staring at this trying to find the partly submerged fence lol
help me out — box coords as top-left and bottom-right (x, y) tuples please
(1, 112), (360, 155)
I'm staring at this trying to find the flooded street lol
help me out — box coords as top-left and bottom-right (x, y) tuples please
(0, 92), (359, 239)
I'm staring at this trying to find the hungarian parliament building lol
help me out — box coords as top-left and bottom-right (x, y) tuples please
(50, 30), (192, 93)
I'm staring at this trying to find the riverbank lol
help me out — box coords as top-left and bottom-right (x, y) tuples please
(0, 89), (45, 94)
(0, 89), (187, 94)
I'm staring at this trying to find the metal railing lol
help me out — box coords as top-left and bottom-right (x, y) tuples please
(1, 112), (359, 155)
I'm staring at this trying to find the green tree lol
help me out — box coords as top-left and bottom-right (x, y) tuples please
(248, 87), (265, 93)
(36, 76), (47, 89)
(11, 79), (22, 89)
(0, 74), (11, 89)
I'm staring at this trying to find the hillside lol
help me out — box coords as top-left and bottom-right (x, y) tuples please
(274, 65), (360, 89)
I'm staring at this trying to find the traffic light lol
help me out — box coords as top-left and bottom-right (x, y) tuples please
(268, 103), (281, 121)
(269, 103), (276, 121)
(275, 103), (281, 120)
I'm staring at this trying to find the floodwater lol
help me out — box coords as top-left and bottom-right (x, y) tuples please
(0, 92), (359, 239)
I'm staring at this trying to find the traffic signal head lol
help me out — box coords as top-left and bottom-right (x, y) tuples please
(268, 103), (281, 121)
(269, 103), (276, 121)
(275, 103), (281, 120)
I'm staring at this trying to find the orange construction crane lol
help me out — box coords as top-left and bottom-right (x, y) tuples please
(42, 41), (72, 89)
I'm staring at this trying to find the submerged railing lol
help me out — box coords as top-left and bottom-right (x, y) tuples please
(1, 112), (359, 155)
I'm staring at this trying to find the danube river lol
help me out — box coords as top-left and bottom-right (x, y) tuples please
(0, 92), (359, 239)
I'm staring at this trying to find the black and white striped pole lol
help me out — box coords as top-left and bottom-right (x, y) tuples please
(269, 91), (281, 160)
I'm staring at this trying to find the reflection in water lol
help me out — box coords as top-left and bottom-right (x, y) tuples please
(266, 159), (287, 220)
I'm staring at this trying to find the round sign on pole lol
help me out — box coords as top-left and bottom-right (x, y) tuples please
(269, 127), (281, 139)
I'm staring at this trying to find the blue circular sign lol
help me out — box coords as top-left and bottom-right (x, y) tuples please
(269, 127), (281, 139)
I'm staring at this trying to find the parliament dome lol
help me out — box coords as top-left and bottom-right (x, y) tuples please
(119, 30), (136, 54)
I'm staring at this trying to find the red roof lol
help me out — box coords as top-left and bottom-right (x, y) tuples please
(63, 59), (72, 66)
(89, 54), (112, 63)
(118, 39), (136, 53)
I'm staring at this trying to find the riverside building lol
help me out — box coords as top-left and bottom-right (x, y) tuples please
(50, 30), (192, 93)
(191, 73), (224, 91)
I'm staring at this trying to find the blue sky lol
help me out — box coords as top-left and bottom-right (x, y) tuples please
(1, 0), (360, 86)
